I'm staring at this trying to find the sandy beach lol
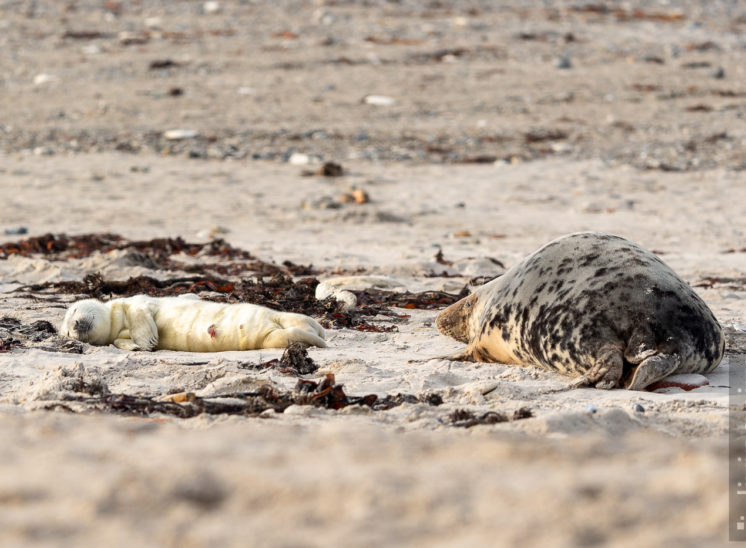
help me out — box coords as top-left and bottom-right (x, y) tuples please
(1, 1), (745, 546)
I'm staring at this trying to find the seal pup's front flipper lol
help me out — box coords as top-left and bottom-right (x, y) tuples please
(123, 306), (159, 351)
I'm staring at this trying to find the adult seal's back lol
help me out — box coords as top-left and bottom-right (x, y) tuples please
(436, 232), (725, 390)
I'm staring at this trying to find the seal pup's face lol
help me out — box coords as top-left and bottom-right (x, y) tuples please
(60, 299), (111, 345)
(436, 293), (479, 344)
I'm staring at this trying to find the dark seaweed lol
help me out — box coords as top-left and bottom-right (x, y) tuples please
(242, 342), (319, 376)
(0, 233), (314, 277)
(47, 373), (443, 418)
(8, 233), (465, 332)
(0, 316), (83, 353)
(449, 407), (533, 428)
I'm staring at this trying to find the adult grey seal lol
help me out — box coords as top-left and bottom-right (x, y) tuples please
(61, 294), (326, 351)
(436, 232), (724, 390)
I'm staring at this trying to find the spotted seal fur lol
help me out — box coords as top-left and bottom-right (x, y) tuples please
(436, 232), (724, 390)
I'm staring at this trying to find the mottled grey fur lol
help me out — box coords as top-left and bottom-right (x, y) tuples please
(436, 232), (725, 390)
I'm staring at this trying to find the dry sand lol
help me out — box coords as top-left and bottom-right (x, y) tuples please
(1, 1), (745, 546)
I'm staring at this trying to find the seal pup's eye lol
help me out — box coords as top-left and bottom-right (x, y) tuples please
(465, 302), (471, 308)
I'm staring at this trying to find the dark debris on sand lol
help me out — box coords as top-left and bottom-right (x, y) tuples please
(50, 371), (443, 418)
(449, 407), (533, 428)
(0, 316), (83, 353)
(0, 232), (315, 277)
(9, 233), (466, 331)
(242, 342), (320, 376)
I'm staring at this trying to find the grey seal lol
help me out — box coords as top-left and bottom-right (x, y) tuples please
(436, 232), (724, 390)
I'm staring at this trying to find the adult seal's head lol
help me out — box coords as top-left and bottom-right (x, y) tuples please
(436, 232), (725, 390)
(436, 292), (479, 344)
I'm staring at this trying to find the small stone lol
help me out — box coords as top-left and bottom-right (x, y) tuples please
(711, 67), (725, 79)
(118, 30), (150, 45)
(3, 227), (28, 236)
(33, 73), (56, 86)
(317, 162), (343, 177)
(551, 142), (572, 153)
(288, 152), (319, 165)
(203, 1), (221, 14)
(364, 95), (397, 106)
(237, 87), (255, 96)
(196, 226), (229, 240)
(584, 404), (597, 414)
(149, 59), (180, 70)
(339, 188), (369, 204)
(164, 129), (199, 141)
(633, 403), (645, 413)
(351, 189), (369, 203)
(556, 56), (572, 69)
(144, 17), (162, 29)
(302, 196), (341, 210)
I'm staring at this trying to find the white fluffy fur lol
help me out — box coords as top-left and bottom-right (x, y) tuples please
(60, 295), (327, 352)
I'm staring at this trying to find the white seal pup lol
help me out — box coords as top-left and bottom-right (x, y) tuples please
(60, 294), (326, 351)
(436, 232), (724, 390)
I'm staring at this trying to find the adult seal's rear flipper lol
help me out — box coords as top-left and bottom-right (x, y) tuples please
(624, 353), (680, 390)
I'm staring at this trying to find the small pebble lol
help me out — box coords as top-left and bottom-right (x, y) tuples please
(3, 227), (28, 235)
(203, 1), (221, 14)
(339, 188), (369, 204)
(144, 17), (162, 29)
(289, 152), (320, 165)
(364, 95), (396, 106)
(164, 129), (199, 141)
(196, 225), (229, 240)
(118, 31), (150, 45)
(633, 403), (645, 413)
(81, 44), (101, 55)
(584, 404), (597, 414)
(711, 67), (725, 79)
(301, 196), (341, 210)
(556, 56), (572, 69)
(33, 73), (56, 86)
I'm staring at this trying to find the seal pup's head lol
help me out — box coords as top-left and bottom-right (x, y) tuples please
(60, 299), (111, 345)
(436, 292), (479, 344)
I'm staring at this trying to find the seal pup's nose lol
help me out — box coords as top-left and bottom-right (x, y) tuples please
(74, 318), (93, 341)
